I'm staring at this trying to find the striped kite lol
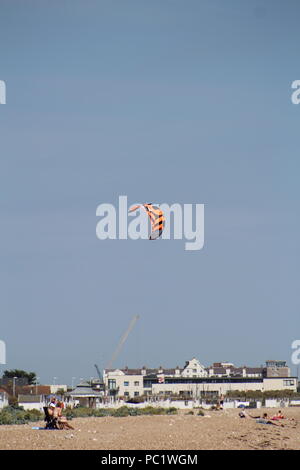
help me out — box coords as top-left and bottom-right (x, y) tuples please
(128, 203), (165, 240)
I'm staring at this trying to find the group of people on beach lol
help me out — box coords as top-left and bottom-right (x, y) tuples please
(48, 397), (74, 430)
(238, 409), (295, 427)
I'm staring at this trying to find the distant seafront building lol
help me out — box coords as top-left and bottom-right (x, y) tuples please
(103, 358), (298, 399)
(18, 394), (46, 411)
(181, 358), (207, 378)
(66, 381), (102, 408)
(0, 389), (9, 409)
(265, 360), (291, 378)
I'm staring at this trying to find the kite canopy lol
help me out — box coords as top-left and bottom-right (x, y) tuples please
(128, 203), (165, 240)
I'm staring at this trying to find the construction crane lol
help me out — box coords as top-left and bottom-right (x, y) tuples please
(94, 364), (103, 382)
(106, 315), (140, 370)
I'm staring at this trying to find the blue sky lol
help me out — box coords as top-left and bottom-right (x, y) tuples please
(0, 0), (299, 385)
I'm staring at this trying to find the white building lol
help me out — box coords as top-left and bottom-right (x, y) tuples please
(47, 385), (68, 394)
(150, 376), (298, 397)
(0, 390), (9, 409)
(18, 394), (47, 411)
(104, 369), (145, 399)
(181, 358), (208, 378)
(103, 358), (298, 399)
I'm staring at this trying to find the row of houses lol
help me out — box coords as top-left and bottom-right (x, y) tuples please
(0, 384), (68, 410)
(0, 381), (102, 411)
(102, 358), (298, 399)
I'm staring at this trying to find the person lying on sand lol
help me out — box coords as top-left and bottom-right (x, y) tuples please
(238, 411), (284, 426)
(246, 412), (284, 427)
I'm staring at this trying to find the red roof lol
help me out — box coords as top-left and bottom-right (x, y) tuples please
(21, 385), (51, 395)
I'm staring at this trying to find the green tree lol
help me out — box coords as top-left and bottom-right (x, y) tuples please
(3, 369), (37, 385)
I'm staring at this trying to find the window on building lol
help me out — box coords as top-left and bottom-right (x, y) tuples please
(283, 380), (295, 386)
(108, 379), (116, 390)
(134, 392), (139, 397)
(124, 392), (129, 396)
(124, 381), (129, 386)
(134, 381), (139, 386)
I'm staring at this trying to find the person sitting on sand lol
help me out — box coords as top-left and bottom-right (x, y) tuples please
(272, 410), (296, 425)
(220, 394), (224, 410)
(53, 402), (74, 430)
(47, 400), (57, 417)
(238, 409), (250, 418)
(271, 410), (285, 420)
(48, 397), (57, 408)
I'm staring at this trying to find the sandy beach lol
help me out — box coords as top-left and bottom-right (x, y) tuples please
(0, 408), (299, 450)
